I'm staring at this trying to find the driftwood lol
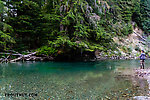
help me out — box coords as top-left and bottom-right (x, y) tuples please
(0, 50), (54, 63)
(10, 52), (37, 62)
(0, 51), (54, 63)
(0, 55), (10, 63)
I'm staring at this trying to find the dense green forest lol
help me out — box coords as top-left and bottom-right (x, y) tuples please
(0, 0), (149, 60)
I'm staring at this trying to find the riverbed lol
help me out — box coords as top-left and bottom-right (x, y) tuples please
(0, 60), (149, 99)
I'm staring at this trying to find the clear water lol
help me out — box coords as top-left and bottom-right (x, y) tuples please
(0, 60), (149, 99)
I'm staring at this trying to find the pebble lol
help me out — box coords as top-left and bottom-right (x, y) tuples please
(0, 68), (148, 100)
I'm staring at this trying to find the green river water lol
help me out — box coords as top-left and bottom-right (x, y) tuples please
(0, 60), (149, 100)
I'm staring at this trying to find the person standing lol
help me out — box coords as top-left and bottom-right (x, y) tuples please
(140, 50), (146, 69)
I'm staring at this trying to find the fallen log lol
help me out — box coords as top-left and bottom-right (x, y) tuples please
(10, 56), (23, 62)
(26, 56), (43, 61)
(10, 52), (37, 62)
(0, 51), (54, 62)
(24, 52), (37, 58)
(1, 55), (10, 63)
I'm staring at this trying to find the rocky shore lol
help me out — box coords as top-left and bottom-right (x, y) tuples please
(116, 68), (150, 100)
(134, 68), (150, 100)
(0, 48), (149, 62)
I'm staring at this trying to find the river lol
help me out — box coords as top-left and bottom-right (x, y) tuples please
(0, 60), (149, 99)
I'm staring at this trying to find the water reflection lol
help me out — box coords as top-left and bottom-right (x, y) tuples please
(0, 60), (149, 99)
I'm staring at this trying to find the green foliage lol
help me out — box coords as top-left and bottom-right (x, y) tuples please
(0, 0), (4, 14)
(136, 53), (140, 57)
(148, 52), (150, 57)
(140, 0), (150, 33)
(135, 45), (141, 51)
(48, 36), (77, 49)
(106, 0), (137, 36)
(0, 0), (15, 50)
(122, 46), (128, 53)
(40, 0), (113, 54)
(0, 30), (15, 50)
(7, 0), (46, 50)
(0, 0), (148, 58)
(133, 0), (150, 33)
(37, 46), (58, 56)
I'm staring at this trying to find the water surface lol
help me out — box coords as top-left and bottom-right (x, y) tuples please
(0, 60), (149, 99)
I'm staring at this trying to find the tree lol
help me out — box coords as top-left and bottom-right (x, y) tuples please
(133, 0), (150, 33)
(38, 0), (113, 56)
(140, 0), (150, 33)
(7, 0), (45, 50)
(0, 0), (148, 58)
(0, 0), (15, 51)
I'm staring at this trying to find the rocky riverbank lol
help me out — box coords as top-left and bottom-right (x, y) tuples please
(0, 49), (148, 62)
(116, 68), (150, 100)
(134, 68), (150, 100)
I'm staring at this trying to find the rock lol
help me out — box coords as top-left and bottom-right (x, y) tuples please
(133, 96), (149, 100)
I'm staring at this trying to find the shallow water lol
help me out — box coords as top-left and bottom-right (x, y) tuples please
(0, 60), (149, 99)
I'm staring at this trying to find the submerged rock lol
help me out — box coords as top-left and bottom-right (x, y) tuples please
(133, 96), (150, 100)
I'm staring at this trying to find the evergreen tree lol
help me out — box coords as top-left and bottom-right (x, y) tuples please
(0, 0), (15, 51)
(0, 0), (148, 58)
(7, 0), (45, 50)
(140, 0), (150, 33)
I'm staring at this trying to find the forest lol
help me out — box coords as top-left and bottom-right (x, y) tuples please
(0, 0), (149, 61)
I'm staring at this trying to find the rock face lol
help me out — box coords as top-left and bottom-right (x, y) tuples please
(94, 26), (149, 60)
(113, 26), (149, 58)
(94, 50), (136, 60)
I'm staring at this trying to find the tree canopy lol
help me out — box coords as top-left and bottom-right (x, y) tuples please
(0, 0), (149, 59)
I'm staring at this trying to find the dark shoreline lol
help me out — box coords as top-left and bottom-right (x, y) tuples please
(0, 56), (149, 63)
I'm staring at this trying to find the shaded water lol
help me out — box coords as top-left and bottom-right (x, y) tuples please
(0, 60), (149, 99)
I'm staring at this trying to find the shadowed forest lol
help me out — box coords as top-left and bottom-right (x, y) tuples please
(0, 0), (149, 61)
